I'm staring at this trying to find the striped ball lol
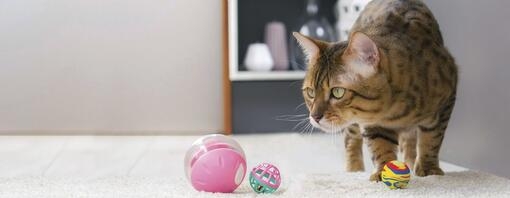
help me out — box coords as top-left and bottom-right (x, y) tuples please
(381, 160), (411, 189)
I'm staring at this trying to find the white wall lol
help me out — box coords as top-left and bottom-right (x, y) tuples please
(0, 0), (223, 134)
(425, 0), (510, 178)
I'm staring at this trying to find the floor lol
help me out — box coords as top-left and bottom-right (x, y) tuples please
(5, 133), (510, 197)
(0, 133), (466, 179)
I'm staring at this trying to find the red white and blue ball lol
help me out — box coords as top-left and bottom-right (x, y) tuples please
(381, 160), (411, 189)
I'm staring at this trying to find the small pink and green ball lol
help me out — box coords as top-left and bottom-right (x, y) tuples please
(249, 163), (281, 193)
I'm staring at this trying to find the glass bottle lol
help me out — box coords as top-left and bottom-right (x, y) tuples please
(289, 0), (336, 70)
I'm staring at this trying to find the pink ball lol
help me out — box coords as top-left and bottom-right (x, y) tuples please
(184, 134), (247, 193)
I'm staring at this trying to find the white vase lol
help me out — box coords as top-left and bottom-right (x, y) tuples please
(243, 43), (274, 71)
(335, 0), (372, 41)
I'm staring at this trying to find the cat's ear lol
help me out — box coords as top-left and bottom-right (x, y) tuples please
(343, 32), (380, 77)
(293, 32), (321, 62)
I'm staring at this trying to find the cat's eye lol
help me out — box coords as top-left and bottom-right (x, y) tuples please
(305, 88), (315, 99)
(331, 87), (346, 99)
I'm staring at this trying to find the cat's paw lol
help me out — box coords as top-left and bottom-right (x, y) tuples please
(346, 161), (365, 172)
(414, 164), (444, 177)
(347, 166), (365, 172)
(369, 171), (382, 182)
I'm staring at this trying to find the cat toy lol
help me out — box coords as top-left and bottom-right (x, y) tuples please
(184, 134), (247, 193)
(249, 163), (281, 193)
(380, 160), (411, 189)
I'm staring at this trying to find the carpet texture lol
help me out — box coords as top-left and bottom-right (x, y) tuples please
(1, 171), (509, 197)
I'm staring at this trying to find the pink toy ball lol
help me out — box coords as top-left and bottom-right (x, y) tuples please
(184, 134), (247, 193)
(249, 163), (281, 193)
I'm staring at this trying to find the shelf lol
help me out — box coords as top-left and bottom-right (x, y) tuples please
(230, 70), (306, 81)
(228, 0), (337, 82)
(228, 0), (307, 82)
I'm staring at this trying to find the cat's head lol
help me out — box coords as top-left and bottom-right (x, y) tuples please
(294, 32), (390, 133)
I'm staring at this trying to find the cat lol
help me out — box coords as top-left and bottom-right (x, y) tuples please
(293, 0), (457, 181)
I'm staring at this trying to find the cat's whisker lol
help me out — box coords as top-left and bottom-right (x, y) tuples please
(298, 122), (308, 134)
(275, 114), (308, 122)
(278, 114), (307, 117)
(288, 80), (302, 87)
(336, 124), (345, 144)
(297, 119), (312, 134)
(336, 125), (344, 145)
(294, 102), (307, 111)
(275, 114), (307, 118)
(277, 118), (308, 122)
(331, 124), (340, 145)
(301, 123), (309, 135)
(306, 123), (315, 136)
(299, 122), (312, 136)
(293, 118), (309, 132)
(333, 125), (338, 144)
(330, 127), (335, 144)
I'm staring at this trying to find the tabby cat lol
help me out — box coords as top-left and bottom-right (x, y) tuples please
(294, 0), (457, 181)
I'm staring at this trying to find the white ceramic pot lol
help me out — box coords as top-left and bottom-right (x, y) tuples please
(243, 43), (274, 71)
(335, 0), (372, 41)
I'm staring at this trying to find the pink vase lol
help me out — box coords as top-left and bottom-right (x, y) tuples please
(264, 21), (289, 71)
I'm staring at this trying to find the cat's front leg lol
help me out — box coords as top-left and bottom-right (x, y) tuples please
(344, 124), (364, 172)
(363, 127), (398, 181)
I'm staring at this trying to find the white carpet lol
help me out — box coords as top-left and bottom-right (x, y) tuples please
(1, 171), (509, 197)
(0, 134), (509, 197)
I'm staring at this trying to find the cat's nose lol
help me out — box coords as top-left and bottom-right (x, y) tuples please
(312, 114), (323, 123)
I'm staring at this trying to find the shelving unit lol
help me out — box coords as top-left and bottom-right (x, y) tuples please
(230, 71), (306, 81)
(228, 0), (310, 81)
(225, 0), (337, 133)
